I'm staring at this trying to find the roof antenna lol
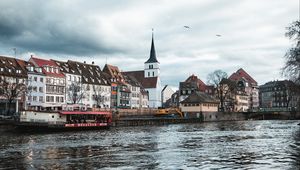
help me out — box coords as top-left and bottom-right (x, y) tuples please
(106, 56), (108, 64)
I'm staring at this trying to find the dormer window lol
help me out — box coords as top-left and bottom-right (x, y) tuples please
(8, 69), (11, 72)
(0, 68), (3, 72)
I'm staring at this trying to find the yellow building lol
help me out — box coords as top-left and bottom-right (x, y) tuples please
(180, 91), (219, 118)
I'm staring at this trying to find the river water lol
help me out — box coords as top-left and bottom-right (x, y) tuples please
(0, 120), (300, 169)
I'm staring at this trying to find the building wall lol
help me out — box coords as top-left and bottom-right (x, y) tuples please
(27, 73), (45, 110)
(20, 111), (66, 123)
(65, 73), (82, 104)
(146, 87), (161, 108)
(144, 62), (160, 78)
(130, 85), (140, 108)
(234, 94), (249, 112)
(82, 84), (111, 109)
(44, 76), (65, 109)
(180, 103), (218, 113)
(162, 85), (174, 107)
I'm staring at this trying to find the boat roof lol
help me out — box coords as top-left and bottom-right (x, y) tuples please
(59, 111), (111, 115)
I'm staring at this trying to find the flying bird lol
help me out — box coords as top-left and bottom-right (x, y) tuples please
(216, 34), (222, 37)
(184, 26), (190, 29)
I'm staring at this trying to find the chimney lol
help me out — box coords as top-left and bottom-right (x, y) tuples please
(92, 61), (94, 65)
(84, 61), (86, 64)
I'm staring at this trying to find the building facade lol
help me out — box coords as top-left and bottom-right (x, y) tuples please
(0, 56), (28, 114)
(229, 68), (259, 111)
(259, 80), (300, 110)
(29, 56), (66, 111)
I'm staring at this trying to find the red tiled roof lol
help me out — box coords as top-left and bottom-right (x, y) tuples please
(123, 71), (158, 88)
(229, 68), (257, 85)
(185, 74), (207, 91)
(103, 64), (125, 83)
(29, 56), (65, 77)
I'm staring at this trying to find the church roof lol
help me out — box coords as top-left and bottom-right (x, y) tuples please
(145, 34), (159, 63)
(122, 70), (158, 89)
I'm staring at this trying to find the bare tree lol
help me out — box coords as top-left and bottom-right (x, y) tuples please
(285, 81), (300, 110)
(207, 70), (235, 112)
(92, 85), (108, 108)
(67, 82), (85, 104)
(0, 77), (26, 115)
(283, 21), (300, 84)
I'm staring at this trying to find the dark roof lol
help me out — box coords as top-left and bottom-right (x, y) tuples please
(122, 70), (158, 89)
(68, 60), (109, 86)
(145, 34), (159, 63)
(103, 64), (125, 84)
(181, 91), (219, 104)
(229, 68), (257, 86)
(0, 55), (28, 78)
(52, 59), (81, 75)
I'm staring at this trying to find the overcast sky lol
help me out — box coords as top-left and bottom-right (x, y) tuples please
(0, 0), (298, 88)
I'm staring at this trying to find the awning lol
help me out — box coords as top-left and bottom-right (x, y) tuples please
(59, 111), (111, 115)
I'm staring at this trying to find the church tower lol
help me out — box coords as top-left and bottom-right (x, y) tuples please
(144, 31), (160, 78)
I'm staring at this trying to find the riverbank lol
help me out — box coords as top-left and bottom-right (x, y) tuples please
(114, 111), (300, 127)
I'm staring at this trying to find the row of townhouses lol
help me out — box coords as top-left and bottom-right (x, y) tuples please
(0, 55), (153, 113)
(0, 34), (169, 113)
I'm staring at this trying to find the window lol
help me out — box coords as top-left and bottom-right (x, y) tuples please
(148, 72), (150, 77)
(33, 86), (37, 92)
(33, 96), (37, 101)
(40, 78), (43, 83)
(60, 97), (64, 103)
(152, 72), (154, 76)
(39, 96), (43, 102)
(68, 75), (71, 81)
(34, 77), (37, 81)
(56, 96), (59, 103)
(46, 96), (50, 102)
(50, 96), (54, 102)
(39, 87), (43, 92)
(149, 65), (153, 69)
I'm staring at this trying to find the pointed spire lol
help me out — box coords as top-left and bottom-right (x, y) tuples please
(145, 29), (159, 63)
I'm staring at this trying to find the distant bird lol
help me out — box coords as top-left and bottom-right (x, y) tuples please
(184, 26), (190, 29)
(216, 34), (222, 37)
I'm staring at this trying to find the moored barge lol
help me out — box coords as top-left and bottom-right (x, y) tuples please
(16, 110), (112, 131)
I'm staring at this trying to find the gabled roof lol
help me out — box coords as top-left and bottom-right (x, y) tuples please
(122, 70), (158, 89)
(229, 68), (257, 86)
(29, 56), (65, 78)
(52, 59), (81, 75)
(0, 55), (28, 78)
(185, 74), (207, 91)
(145, 34), (159, 63)
(103, 64), (125, 84)
(67, 60), (110, 86)
(181, 91), (219, 104)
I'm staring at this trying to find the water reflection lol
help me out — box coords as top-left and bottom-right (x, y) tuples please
(0, 120), (299, 169)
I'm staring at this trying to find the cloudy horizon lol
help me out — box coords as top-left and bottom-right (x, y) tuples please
(0, 0), (298, 88)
